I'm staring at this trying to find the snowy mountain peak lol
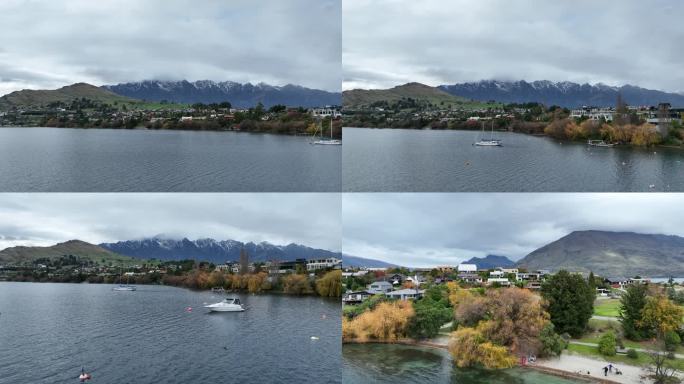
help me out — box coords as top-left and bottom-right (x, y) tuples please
(439, 79), (684, 107)
(103, 80), (341, 108)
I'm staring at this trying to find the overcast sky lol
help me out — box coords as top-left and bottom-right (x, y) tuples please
(0, 0), (341, 96)
(343, 0), (684, 92)
(343, 193), (684, 267)
(0, 194), (341, 251)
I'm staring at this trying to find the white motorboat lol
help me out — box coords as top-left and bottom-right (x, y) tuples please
(474, 139), (502, 146)
(474, 121), (502, 147)
(313, 139), (342, 145)
(204, 297), (245, 312)
(113, 285), (136, 291)
(312, 117), (342, 145)
(587, 139), (615, 148)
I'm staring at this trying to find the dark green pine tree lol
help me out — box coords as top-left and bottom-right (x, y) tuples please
(541, 270), (596, 338)
(619, 283), (650, 340)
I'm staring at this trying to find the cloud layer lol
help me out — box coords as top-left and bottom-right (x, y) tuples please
(343, 0), (684, 91)
(343, 193), (684, 267)
(0, 194), (341, 251)
(0, 0), (341, 96)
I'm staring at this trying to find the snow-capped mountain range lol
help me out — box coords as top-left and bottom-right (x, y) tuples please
(103, 80), (341, 108)
(439, 80), (684, 108)
(99, 237), (341, 264)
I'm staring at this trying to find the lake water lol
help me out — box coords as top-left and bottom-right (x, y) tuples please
(343, 128), (684, 192)
(0, 128), (341, 192)
(0, 282), (341, 384)
(343, 344), (582, 384)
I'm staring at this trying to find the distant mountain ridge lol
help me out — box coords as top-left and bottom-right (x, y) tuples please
(464, 255), (515, 270)
(517, 230), (684, 277)
(104, 80), (341, 108)
(342, 254), (398, 268)
(439, 80), (684, 108)
(0, 83), (137, 110)
(99, 237), (345, 265)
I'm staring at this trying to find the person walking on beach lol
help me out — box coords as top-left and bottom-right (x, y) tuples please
(603, 366), (608, 376)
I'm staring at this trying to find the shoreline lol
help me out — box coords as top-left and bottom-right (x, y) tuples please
(0, 280), (340, 299)
(0, 125), (338, 138)
(343, 126), (682, 150)
(343, 339), (622, 384)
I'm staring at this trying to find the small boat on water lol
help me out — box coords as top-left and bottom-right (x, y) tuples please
(204, 297), (245, 312)
(112, 268), (137, 291)
(474, 121), (502, 147)
(79, 368), (91, 382)
(587, 139), (615, 148)
(112, 285), (136, 291)
(312, 118), (342, 145)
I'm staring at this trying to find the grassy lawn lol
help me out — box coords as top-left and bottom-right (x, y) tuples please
(567, 343), (652, 366)
(593, 298), (621, 317)
(568, 343), (684, 371)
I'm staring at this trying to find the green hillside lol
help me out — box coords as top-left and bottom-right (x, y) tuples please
(343, 82), (486, 109)
(0, 240), (142, 267)
(0, 83), (186, 110)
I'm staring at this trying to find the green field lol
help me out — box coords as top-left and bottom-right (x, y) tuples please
(593, 299), (621, 317)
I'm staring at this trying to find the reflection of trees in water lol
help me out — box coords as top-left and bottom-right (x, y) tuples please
(342, 344), (547, 384)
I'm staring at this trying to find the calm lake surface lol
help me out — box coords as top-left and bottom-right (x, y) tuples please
(343, 344), (581, 384)
(343, 128), (684, 192)
(0, 127), (341, 192)
(0, 283), (341, 384)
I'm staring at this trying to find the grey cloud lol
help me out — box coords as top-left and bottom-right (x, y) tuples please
(342, 193), (684, 268)
(343, 0), (684, 92)
(0, 0), (341, 95)
(0, 194), (341, 252)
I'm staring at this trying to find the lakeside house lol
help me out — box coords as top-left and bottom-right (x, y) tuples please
(457, 263), (478, 273)
(487, 277), (511, 287)
(343, 290), (373, 305)
(385, 288), (425, 300)
(605, 277), (630, 289)
(367, 281), (393, 294)
(310, 106), (342, 118)
(306, 257), (342, 271)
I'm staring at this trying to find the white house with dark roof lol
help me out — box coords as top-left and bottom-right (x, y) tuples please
(367, 281), (393, 294)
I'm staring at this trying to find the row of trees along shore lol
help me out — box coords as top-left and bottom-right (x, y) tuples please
(345, 101), (683, 147)
(6, 259), (341, 298)
(23, 98), (342, 138)
(162, 269), (342, 297)
(343, 270), (684, 383)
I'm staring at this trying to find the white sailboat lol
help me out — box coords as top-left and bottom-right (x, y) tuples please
(313, 117), (341, 145)
(474, 120), (502, 147)
(112, 268), (137, 291)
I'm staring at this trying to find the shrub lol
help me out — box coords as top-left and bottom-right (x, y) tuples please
(664, 330), (681, 352)
(539, 323), (567, 357)
(598, 331), (617, 356)
(626, 349), (638, 359)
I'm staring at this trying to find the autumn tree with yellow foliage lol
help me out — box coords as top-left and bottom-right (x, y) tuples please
(639, 295), (684, 337)
(342, 301), (414, 343)
(282, 273), (313, 295)
(316, 270), (342, 297)
(449, 327), (516, 369)
(448, 287), (555, 369)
